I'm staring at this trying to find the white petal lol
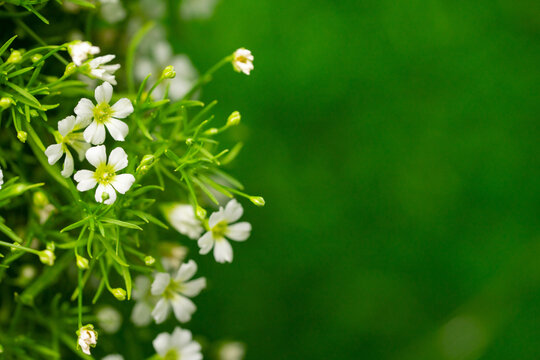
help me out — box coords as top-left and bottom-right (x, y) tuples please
(111, 98), (133, 118)
(74, 98), (95, 126)
(197, 232), (214, 255)
(95, 183), (117, 205)
(208, 208), (226, 228)
(90, 54), (115, 67)
(175, 259), (197, 282)
(131, 301), (153, 327)
(152, 330), (172, 356)
(224, 199), (243, 223)
(132, 275), (151, 300)
(181, 278), (206, 297)
(226, 222), (251, 241)
(85, 145), (107, 168)
(95, 81), (113, 103)
(84, 121), (106, 145)
(107, 147), (128, 171)
(214, 239), (233, 263)
(151, 298), (171, 325)
(58, 115), (76, 136)
(61, 151), (74, 178)
(45, 144), (63, 165)
(151, 272), (170, 296)
(170, 294), (196, 323)
(69, 136), (91, 161)
(111, 174), (135, 194)
(170, 327), (192, 348)
(105, 118), (129, 141)
(74, 170), (97, 191)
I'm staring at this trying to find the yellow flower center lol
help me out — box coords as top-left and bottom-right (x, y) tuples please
(93, 102), (112, 124)
(163, 280), (183, 300)
(93, 163), (116, 185)
(235, 54), (248, 64)
(212, 220), (228, 239)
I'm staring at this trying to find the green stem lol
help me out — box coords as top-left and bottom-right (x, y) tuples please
(182, 55), (233, 100)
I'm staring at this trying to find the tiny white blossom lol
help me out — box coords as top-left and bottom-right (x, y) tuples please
(97, 306), (122, 334)
(166, 204), (204, 240)
(87, 55), (121, 85)
(68, 41), (100, 66)
(0, 167), (3, 189)
(131, 275), (155, 327)
(198, 199), (251, 263)
(219, 342), (246, 360)
(232, 48), (254, 75)
(151, 260), (206, 324)
(74, 145), (135, 205)
(180, 0), (219, 20)
(77, 325), (98, 355)
(74, 82), (133, 144)
(103, 355), (124, 360)
(99, 0), (126, 24)
(153, 327), (202, 360)
(45, 115), (90, 177)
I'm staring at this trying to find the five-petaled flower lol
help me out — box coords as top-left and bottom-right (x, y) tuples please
(75, 82), (133, 145)
(232, 48), (254, 75)
(153, 327), (202, 360)
(86, 55), (121, 85)
(74, 145), (135, 205)
(68, 40), (100, 66)
(198, 199), (251, 263)
(45, 115), (91, 177)
(151, 260), (206, 323)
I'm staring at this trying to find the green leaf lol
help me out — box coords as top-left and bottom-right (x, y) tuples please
(128, 210), (169, 229)
(60, 216), (91, 233)
(100, 218), (143, 231)
(4, 82), (42, 109)
(0, 35), (17, 58)
(96, 237), (129, 267)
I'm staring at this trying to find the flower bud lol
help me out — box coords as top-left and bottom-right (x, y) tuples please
(227, 111), (241, 127)
(161, 65), (176, 79)
(144, 256), (155, 266)
(38, 249), (55, 266)
(31, 54), (42, 63)
(77, 324), (98, 355)
(205, 127), (219, 135)
(196, 205), (207, 220)
(17, 131), (27, 143)
(249, 196), (265, 207)
(185, 138), (194, 146)
(33, 191), (48, 207)
(46, 242), (55, 251)
(76, 255), (89, 269)
(64, 62), (77, 77)
(136, 154), (154, 174)
(6, 50), (23, 64)
(0, 97), (13, 110)
(111, 288), (127, 301)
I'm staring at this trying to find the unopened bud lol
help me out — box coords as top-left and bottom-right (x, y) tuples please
(227, 111), (241, 126)
(31, 54), (42, 63)
(204, 127), (218, 135)
(38, 249), (55, 266)
(101, 191), (110, 202)
(185, 138), (194, 146)
(46, 242), (55, 251)
(161, 65), (176, 79)
(64, 62), (77, 76)
(196, 205), (207, 219)
(144, 256), (155, 266)
(6, 50), (23, 64)
(76, 255), (89, 269)
(33, 191), (48, 207)
(111, 288), (126, 301)
(250, 196), (265, 207)
(17, 131), (27, 143)
(137, 154), (154, 174)
(0, 97), (13, 110)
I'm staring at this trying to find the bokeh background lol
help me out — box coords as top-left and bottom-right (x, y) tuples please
(177, 0), (540, 359)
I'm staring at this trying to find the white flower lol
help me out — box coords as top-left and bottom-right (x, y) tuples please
(77, 324), (98, 355)
(198, 199), (251, 263)
(219, 342), (246, 360)
(151, 260), (206, 324)
(87, 55), (121, 85)
(0, 167), (3, 189)
(68, 41), (100, 66)
(74, 82), (133, 144)
(180, 0), (219, 20)
(97, 306), (122, 334)
(131, 275), (155, 327)
(74, 145), (135, 205)
(159, 243), (188, 271)
(232, 48), (254, 75)
(99, 0), (126, 24)
(45, 115), (91, 177)
(153, 327), (202, 360)
(103, 355), (124, 360)
(166, 204), (204, 240)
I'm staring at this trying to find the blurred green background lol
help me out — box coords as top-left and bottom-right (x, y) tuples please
(176, 0), (540, 359)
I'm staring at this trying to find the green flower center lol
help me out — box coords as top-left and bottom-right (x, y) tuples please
(93, 102), (112, 124)
(163, 349), (179, 360)
(94, 163), (116, 185)
(163, 280), (183, 300)
(212, 220), (228, 239)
